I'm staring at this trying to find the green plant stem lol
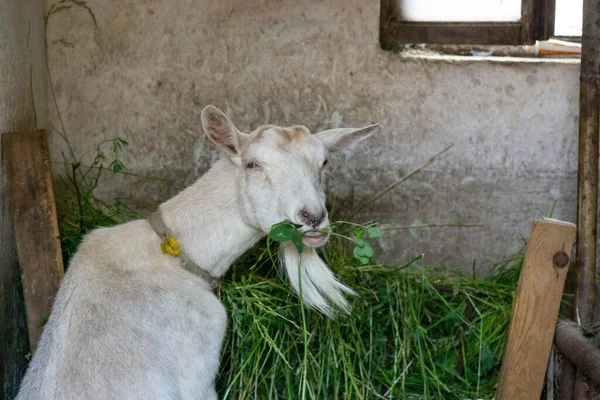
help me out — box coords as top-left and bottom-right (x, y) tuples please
(52, 161), (183, 186)
(347, 144), (454, 220)
(329, 220), (377, 228)
(382, 222), (483, 230)
(322, 231), (355, 242)
(296, 252), (309, 400)
(71, 163), (83, 230)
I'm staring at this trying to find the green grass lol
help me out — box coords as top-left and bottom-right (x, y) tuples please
(217, 240), (520, 400)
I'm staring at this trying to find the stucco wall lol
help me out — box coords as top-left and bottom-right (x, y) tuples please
(1, 0), (47, 396)
(45, 0), (581, 273)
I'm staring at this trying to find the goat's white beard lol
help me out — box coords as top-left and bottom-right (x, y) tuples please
(280, 243), (356, 317)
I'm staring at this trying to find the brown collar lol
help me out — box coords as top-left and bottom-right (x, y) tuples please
(146, 211), (220, 290)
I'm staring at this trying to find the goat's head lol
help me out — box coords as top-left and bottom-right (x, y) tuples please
(201, 105), (380, 314)
(201, 105), (380, 237)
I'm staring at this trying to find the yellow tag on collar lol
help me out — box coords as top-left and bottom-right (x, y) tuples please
(160, 236), (181, 256)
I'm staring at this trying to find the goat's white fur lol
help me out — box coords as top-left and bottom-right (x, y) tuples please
(16, 106), (379, 400)
(280, 245), (357, 315)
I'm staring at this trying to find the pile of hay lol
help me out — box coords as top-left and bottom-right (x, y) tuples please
(217, 240), (520, 399)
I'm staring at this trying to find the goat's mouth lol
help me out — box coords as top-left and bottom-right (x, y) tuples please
(302, 231), (329, 248)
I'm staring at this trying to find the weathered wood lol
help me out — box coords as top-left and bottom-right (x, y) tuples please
(538, 0), (556, 40)
(521, 0), (555, 44)
(521, 0), (539, 44)
(574, 0), (600, 397)
(576, 77), (599, 330)
(576, 0), (600, 334)
(0, 152), (29, 399)
(496, 218), (576, 400)
(559, 358), (576, 400)
(381, 21), (522, 46)
(556, 322), (600, 388)
(2, 130), (64, 351)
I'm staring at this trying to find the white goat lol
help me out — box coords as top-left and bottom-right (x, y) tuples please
(16, 106), (380, 400)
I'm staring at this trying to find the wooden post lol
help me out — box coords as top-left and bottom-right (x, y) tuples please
(576, 0), (600, 337)
(496, 218), (576, 400)
(574, 0), (600, 396)
(1, 130), (64, 350)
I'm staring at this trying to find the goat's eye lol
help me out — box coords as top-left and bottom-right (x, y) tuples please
(245, 161), (259, 169)
(322, 159), (328, 167)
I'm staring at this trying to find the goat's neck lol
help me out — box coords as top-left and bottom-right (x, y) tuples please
(159, 158), (263, 277)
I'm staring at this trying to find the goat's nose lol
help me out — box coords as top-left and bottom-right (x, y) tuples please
(298, 208), (327, 228)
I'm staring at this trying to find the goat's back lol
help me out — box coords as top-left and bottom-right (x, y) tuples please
(16, 221), (227, 400)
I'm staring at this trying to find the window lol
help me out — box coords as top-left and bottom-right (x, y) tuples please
(380, 0), (581, 48)
(554, 0), (582, 37)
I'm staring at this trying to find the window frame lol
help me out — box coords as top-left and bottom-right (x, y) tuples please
(380, 0), (556, 47)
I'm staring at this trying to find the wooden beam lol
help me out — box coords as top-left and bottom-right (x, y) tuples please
(1, 130), (64, 350)
(537, 0), (556, 40)
(381, 21), (522, 46)
(574, 0), (600, 396)
(576, 0), (600, 332)
(521, 0), (539, 44)
(496, 218), (576, 400)
(0, 160), (29, 400)
(555, 321), (600, 387)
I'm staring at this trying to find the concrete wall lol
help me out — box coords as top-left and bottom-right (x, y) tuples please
(1, 0), (47, 396)
(45, 0), (581, 273)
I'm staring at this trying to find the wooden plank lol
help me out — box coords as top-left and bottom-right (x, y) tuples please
(496, 218), (576, 400)
(381, 21), (522, 46)
(2, 130), (64, 351)
(521, 0), (538, 44)
(574, 0), (600, 397)
(521, 0), (558, 44)
(0, 150), (30, 400)
(538, 0), (556, 40)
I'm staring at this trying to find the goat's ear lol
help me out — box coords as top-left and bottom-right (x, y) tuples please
(315, 124), (381, 153)
(201, 105), (242, 156)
